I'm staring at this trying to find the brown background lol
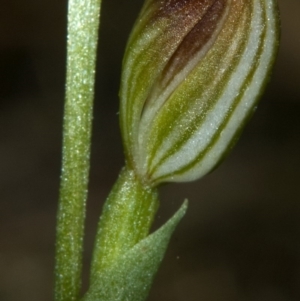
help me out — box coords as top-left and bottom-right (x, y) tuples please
(0, 0), (300, 300)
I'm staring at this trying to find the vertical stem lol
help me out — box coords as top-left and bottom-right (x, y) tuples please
(90, 167), (159, 284)
(55, 1), (102, 301)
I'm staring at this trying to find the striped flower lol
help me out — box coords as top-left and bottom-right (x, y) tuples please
(120, 0), (279, 186)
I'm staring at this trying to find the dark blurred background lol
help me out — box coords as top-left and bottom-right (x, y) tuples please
(0, 0), (299, 300)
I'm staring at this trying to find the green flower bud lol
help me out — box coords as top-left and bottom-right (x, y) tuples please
(120, 0), (280, 186)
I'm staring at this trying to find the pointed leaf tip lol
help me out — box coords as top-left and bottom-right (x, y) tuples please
(82, 200), (187, 301)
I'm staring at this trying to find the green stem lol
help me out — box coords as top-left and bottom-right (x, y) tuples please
(55, 1), (102, 301)
(90, 167), (159, 283)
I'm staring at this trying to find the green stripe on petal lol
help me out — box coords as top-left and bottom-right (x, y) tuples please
(120, 0), (280, 186)
(149, 0), (280, 184)
(143, 2), (251, 179)
(120, 0), (213, 164)
(120, 0), (230, 171)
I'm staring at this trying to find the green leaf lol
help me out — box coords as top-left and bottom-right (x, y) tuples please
(82, 200), (187, 301)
